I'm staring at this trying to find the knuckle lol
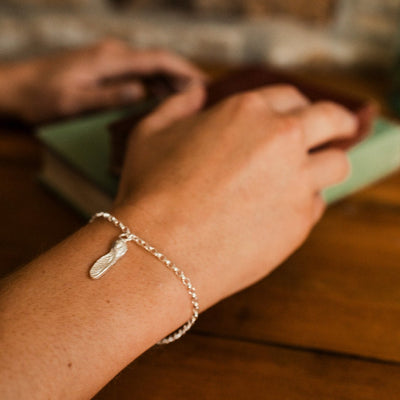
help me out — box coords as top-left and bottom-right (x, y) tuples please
(314, 101), (342, 118)
(231, 91), (266, 114)
(273, 84), (306, 100)
(275, 115), (303, 143)
(262, 115), (304, 158)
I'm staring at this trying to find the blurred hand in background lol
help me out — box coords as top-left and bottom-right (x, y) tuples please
(0, 39), (206, 123)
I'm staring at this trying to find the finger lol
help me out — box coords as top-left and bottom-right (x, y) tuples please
(313, 194), (326, 223)
(73, 81), (146, 112)
(297, 101), (358, 150)
(139, 82), (206, 134)
(94, 42), (207, 82)
(255, 84), (310, 113)
(125, 49), (208, 81)
(309, 148), (351, 190)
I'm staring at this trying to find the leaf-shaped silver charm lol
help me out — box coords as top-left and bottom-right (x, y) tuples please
(90, 237), (128, 279)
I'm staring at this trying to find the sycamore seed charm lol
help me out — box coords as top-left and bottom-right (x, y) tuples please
(89, 236), (128, 279)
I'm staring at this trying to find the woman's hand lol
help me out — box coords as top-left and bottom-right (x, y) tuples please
(0, 39), (205, 122)
(115, 83), (357, 310)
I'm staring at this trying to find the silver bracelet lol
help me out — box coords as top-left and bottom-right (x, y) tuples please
(89, 211), (199, 345)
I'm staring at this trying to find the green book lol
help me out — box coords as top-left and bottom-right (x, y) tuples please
(323, 118), (400, 202)
(37, 109), (126, 218)
(37, 111), (400, 218)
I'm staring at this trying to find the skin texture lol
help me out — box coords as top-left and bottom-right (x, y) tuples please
(0, 39), (205, 122)
(0, 48), (357, 399)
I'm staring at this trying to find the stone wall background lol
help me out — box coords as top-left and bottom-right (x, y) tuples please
(1, 0), (399, 70)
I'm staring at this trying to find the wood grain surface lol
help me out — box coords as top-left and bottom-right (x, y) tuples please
(95, 335), (400, 400)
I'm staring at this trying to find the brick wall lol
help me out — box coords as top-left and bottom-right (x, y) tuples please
(0, 0), (399, 69)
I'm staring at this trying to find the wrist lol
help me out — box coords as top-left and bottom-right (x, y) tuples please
(80, 212), (194, 351)
(112, 199), (213, 299)
(91, 210), (200, 343)
(108, 203), (199, 329)
(111, 198), (221, 313)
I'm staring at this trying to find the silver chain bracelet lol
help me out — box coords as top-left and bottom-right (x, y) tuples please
(89, 212), (199, 345)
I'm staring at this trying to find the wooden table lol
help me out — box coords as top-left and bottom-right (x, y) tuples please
(2, 72), (400, 399)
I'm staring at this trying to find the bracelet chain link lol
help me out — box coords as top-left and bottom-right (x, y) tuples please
(90, 211), (199, 345)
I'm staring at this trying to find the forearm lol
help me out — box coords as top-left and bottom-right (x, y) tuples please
(0, 206), (192, 399)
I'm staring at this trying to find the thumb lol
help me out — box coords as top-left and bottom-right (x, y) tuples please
(139, 81), (206, 134)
